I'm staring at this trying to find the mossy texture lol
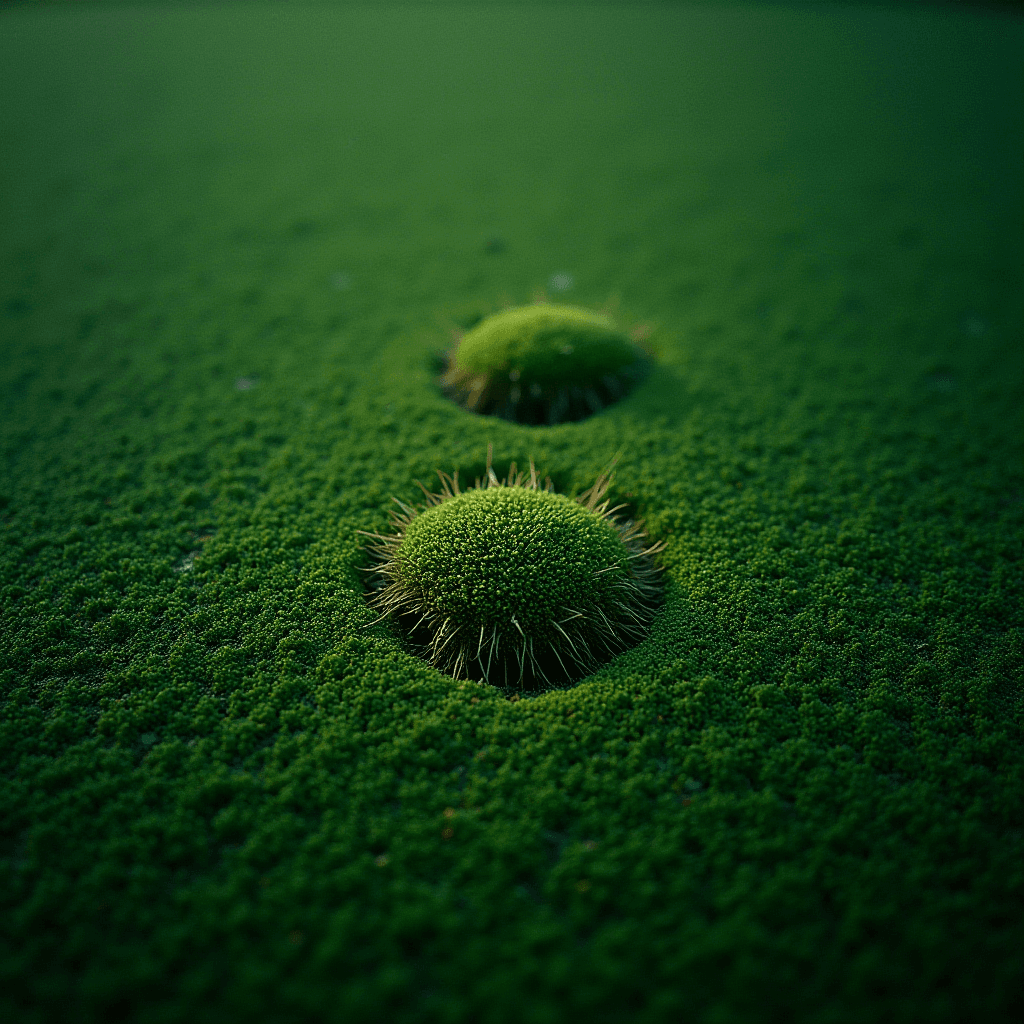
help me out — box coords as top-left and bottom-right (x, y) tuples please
(398, 488), (626, 625)
(454, 305), (637, 383)
(1, 4), (1023, 1024)
(442, 304), (647, 424)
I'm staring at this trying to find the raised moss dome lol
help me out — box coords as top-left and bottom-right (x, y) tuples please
(440, 304), (649, 425)
(361, 459), (663, 687)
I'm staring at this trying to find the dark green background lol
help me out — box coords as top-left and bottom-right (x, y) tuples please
(2, 3), (1022, 1021)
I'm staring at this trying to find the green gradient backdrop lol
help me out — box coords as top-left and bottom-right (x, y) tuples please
(2, 4), (1022, 1022)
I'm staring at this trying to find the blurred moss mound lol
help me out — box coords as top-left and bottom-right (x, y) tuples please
(442, 304), (648, 424)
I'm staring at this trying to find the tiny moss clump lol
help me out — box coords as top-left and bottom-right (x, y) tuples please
(362, 458), (662, 686)
(440, 304), (649, 424)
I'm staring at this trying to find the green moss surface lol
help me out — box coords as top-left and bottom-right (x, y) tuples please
(1, 4), (1023, 1022)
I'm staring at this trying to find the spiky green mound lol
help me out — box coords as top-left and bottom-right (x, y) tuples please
(441, 304), (648, 424)
(399, 490), (626, 627)
(363, 465), (662, 685)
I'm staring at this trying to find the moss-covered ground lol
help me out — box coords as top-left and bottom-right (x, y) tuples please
(1, 3), (1022, 1021)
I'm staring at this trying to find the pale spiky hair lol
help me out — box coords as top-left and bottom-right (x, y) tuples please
(360, 447), (664, 688)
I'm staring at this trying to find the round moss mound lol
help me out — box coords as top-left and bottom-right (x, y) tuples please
(440, 304), (649, 425)
(362, 459), (662, 686)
